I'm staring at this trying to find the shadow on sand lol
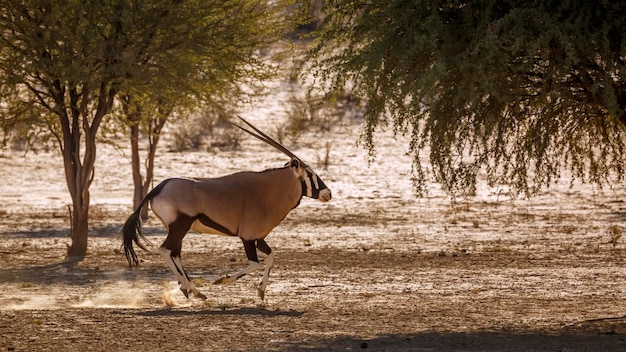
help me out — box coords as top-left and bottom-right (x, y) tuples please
(279, 324), (625, 352)
(3, 224), (164, 239)
(104, 307), (625, 351)
(115, 306), (304, 318)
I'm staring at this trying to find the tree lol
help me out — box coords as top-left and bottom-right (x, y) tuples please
(0, 1), (129, 260)
(305, 0), (626, 197)
(0, 0), (295, 261)
(116, 0), (292, 219)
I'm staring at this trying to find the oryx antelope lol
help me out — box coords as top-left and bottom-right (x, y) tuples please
(122, 116), (331, 300)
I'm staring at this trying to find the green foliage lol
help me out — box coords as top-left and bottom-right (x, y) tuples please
(116, 0), (296, 108)
(0, 0), (297, 145)
(306, 0), (626, 197)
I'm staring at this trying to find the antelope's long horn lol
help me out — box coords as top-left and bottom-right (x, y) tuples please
(233, 115), (306, 165)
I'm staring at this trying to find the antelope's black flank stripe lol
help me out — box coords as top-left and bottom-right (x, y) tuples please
(197, 213), (236, 236)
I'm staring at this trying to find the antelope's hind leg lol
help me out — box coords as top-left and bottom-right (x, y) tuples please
(159, 248), (206, 300)
(160, 218), (206, 300)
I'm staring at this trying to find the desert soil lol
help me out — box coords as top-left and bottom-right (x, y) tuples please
(0, 83), (625, 351)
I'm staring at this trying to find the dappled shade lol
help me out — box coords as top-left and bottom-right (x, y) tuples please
(307, 0), (626, 197)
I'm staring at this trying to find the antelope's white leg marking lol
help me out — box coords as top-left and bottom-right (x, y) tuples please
(160, 247), (185, 286)
(172, 255), (201, 298)
(258, 251), (275, 300)
(159, 247), (206, 299)
(214, 261), (261, 284)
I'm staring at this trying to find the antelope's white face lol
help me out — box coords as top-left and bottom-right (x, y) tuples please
(290, 159), (332, 202)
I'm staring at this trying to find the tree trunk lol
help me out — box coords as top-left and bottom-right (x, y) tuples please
(130, 123), (145, 213)
(131, 120), (165, 221)
(62, 123), (97, 262)
(63, 140), (94, 262)
(59, 83), (115, 262)
(66, 193), (90, 262)
(127, 100), (168, 221)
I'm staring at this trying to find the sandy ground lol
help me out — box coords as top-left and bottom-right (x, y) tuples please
(1, 81), (625, 351)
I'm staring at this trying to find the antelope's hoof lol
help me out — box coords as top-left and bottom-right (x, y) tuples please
(180, 288), (190, 298)
(213, 275), (235, 285)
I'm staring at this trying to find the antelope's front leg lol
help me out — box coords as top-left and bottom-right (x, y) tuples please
(256, 239), (275, 300)
(213, 240), (261, 285)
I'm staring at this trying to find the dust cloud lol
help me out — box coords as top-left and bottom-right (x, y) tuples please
(2, 281), (149, 310)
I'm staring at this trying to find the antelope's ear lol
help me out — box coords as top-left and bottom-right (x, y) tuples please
(290, 158), (301, 170)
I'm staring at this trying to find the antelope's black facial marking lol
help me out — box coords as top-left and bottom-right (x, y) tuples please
(288, 158), (332, 202)
(301, 167), (331, 201)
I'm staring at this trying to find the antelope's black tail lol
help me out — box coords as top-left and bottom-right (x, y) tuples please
(122, 179), (171, 266)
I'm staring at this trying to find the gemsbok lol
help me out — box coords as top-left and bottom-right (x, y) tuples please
(122, 116), (332, 300)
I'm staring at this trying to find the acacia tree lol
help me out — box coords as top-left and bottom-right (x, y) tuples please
(0, 0), (295, 261)
(117, 0), (291, 219)
(306, 0), (626, 197)
(0, 1), (131, 260)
